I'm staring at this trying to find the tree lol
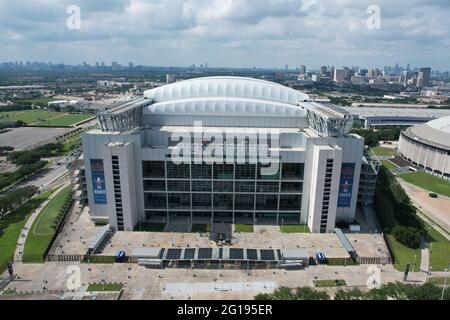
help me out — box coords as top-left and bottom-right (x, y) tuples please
(270, 287), (296, 300)
(334, 288), (366, 300)
(296, 287), (330, 300)
(392, 226), (421, 249)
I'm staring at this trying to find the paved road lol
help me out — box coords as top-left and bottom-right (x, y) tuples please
(16, 159), (69, 192)
(399, 180), (450, 237)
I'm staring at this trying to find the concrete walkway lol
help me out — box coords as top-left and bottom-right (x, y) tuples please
(419, 238), (430, 273)
(14, 183), (69, 261)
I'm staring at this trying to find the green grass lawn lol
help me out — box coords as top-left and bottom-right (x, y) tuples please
(23, 186), (72, 262)
(371, 147), (395, 157)
(37, 114), (94, 127)
(381, 160), (398, 171)
(280, 225), (310, 233)
(314, 279), (347, 287)
(134, 223), (165, 232)
(14, 98), (56, 106)
(399, 172), (450, 197)
(0, 109), (64, 124)
(191, 224), (211, 233)
(87, 283), (123, 292)
(427, 277), (449, 285)
(386, 234), (421, 272)
(427, 225), (450, 271)
(235, 224), (254, 233)
(0, 110), (94, 127)
(0, 191), (52, 273)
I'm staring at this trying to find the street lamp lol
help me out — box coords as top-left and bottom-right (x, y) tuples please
(413, 254), (417, 272)
(281, 219), (284, 233)
(441, 268), (448, 301)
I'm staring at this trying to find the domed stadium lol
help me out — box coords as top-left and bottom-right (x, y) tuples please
(398, 116), (450, 180)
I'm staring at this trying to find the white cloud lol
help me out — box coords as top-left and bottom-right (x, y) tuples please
(0, 0), (448, 69)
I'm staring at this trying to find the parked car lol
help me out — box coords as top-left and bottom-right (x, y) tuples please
(429, 193), (438, 199)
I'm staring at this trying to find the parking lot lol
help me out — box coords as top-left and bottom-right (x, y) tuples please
(0, 127), (72, 151)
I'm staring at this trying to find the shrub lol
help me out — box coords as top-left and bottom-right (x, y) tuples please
(392, 226), (421, 249)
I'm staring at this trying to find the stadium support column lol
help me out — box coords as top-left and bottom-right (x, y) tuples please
(107, 142), (139, 231)
(307, 145), (343, 233)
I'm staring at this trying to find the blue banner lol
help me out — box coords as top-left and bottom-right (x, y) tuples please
(90, 159), (107, 205)
(338, 163), (355, 208)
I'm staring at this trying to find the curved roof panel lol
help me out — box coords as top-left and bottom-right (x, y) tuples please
(144, 76), (309, 106)
(427, 116), (450, 133)
(144, 97), (307, 118)
(405, 116), (450, 151)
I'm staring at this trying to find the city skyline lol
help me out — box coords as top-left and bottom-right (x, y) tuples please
(0, 0), (449, 69)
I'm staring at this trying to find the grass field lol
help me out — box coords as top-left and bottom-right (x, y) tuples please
(15, 98), (56, 106)
(280, 225), (310, 233)
(381, 160), (398, 171)
(386, 234), (421, 272)
(314, 279), (347, 287)
(0, 191), (52, 273)
(399, 172), (450, 197)
(134, 223), (165, 232)
(371, 147), (395, 157)
(0, 109), (63, 124)
(235, 224), (254, 233)
(38, 114), (94, 127)
(428, 277), (449, 285)
(23, 186), (72, 262)
(0, 109), (94, 127)
(87, 283), (123, 292)
(191, 224), (211, 233)
(428, 225), (450, 271)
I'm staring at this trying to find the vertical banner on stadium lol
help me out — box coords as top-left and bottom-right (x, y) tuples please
(338, 163), (355, 208)
(90, 159), (107, 205)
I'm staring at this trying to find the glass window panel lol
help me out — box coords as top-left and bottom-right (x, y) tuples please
(282, 163), (305, 180)
(168, 193), (191, 209)
(142, 161), (165, 178)
(256, 194), (278, 210)
(143, 180), (165, 191)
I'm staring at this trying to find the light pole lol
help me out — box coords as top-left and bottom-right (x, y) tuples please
(281, 219), (284, 233)
(413, 254), (417, 272)
(441, 268), (448, 301)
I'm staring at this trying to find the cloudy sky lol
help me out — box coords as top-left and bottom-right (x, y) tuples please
(0, 0), (449, 70)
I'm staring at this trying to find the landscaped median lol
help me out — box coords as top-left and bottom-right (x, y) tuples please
(427, 224), (450, 271)
(280, 225), (310, 233)
(374, 167), (424, 272)
(314, 279), (347, 288)
(22, 185), (73, 263)
(0, 190), (53, 273)
(86, 283), (123, 292)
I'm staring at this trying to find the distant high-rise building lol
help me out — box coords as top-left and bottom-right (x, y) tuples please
(368, 68), (381, 79)
(166, 74), (177, 84)
(285, 65), (289, 71)
(320, 66), (327, 75)
(129, 62), (134, 69)
(417, 67), (431, 88)
(299, 65), (306, 75)
(334, 69), (346, 83)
